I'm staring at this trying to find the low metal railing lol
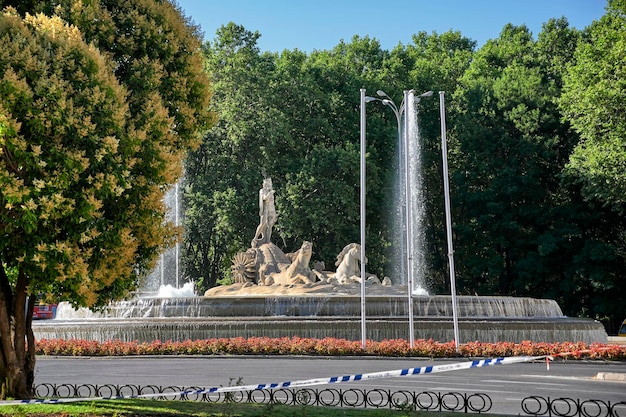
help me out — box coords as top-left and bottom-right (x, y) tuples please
(33, 383), (626, 416)
(34, 383), (492, 413)
(521, 396), (626, 417)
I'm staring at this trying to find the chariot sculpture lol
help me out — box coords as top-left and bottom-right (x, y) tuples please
(229, 177), (382, 289)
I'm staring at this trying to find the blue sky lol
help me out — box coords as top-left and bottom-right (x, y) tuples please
(175, 0), (607, 53)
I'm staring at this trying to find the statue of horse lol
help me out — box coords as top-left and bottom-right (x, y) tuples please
(334, 243), (367, 284)
(266, 241), (316, 285)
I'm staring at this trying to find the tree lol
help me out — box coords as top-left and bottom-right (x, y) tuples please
(186, 26), (390, 289)
(0, 10), (133, 398)
(0, 0), (212, 399)
(559, 0), (626, 214)
(558, 0), (626, 331)
(448, 16), (626, 333)
(185, 23), (277, 290)
(452, 22), (581, 297)
(282, 36), (389, 273)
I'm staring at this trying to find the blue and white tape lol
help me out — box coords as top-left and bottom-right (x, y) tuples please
(1, 355), (544, 406)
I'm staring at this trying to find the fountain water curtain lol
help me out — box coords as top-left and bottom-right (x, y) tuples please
(142, 180), (187, 295)
(368, 89), (433, 347)
(405, 91), (429, 296)
(370, 90), (430, 295)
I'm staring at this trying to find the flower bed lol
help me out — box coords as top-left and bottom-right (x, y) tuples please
(35, 337), (626, 360)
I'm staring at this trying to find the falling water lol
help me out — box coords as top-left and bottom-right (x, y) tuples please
(404, 92), (428, 295)
(391, 128), (407, 286)
(141, 181), (183, 295)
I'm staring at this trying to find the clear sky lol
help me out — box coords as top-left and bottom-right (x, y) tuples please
(175, 0), (607, 53)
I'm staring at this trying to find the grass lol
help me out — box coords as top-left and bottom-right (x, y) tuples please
(0, 398), (512, 416)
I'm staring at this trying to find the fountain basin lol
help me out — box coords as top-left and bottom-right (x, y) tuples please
(33, 295), (608, 344)
(53, 295), (564, 319)
(34, 316), (606, 344)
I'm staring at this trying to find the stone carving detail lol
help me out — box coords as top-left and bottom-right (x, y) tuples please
(254, 242), (291, 285)
(231, 250), (256, 283)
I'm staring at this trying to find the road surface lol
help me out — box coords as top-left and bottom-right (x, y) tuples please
(34, 356), (625, 414)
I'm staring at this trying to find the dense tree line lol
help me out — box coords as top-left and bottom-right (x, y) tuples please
(185, 1), (626, 334)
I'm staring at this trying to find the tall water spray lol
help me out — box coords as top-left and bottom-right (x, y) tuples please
(404, 92), (428, 295)
(391, 127), (406, 286)
(141, 181), (182, 295)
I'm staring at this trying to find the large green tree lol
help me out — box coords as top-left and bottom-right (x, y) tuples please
(186, 28), (397, 290)
(451, 22), (582, 297)
(185, 23), (278, 290)
(0, 9), (134, 399)
(281, 36), (388, 273)
(558, 0), (626, 330)
(559, 0), (626, 214)
(0, 0), (212, 399)
(449, 16), (626, 332)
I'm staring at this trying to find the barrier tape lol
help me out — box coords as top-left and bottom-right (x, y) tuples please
(0, 355), (545, 406)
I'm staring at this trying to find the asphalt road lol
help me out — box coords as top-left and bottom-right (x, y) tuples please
(35, 356), (625, 414)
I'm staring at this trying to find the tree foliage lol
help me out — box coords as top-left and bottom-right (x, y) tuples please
(559, 0), (626, 214)
(0, 0), (212, 399)
(0, 8), (133, 398)
(452, 23), (577, 295)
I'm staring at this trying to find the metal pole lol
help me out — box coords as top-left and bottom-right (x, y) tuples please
(175, 181), (180, 288)
(403, 90), (415, 348)
(439, 91), (460, 352)
(359, 88), (367, 349)
(396, 107), (406, 304)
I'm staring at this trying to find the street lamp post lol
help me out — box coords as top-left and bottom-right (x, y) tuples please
(362, 88), (459, 351)
(359, 88), (367, 349)
(438, 91), (460, 352)
(375, 91), (405, 291)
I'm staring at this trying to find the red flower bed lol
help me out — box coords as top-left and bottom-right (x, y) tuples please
(34, 337), (626, 360)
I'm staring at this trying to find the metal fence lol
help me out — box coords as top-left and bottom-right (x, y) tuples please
(33, 383), (626, 416)
(521, 396), (626, 417)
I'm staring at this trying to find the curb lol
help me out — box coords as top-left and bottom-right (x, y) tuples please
(607, 336), (626, 345)
(595, 372), (626, 381)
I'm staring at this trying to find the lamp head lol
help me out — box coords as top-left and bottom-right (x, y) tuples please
(420, 90), (434, 98)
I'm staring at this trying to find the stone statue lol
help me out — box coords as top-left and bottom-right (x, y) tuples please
(252, 177), (277, 248)
(219, 179), (390, 296)
(265, 241), (316, 285)
(333, 243), (367, 284)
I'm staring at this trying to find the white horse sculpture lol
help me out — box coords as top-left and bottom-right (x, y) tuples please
(334, 243), (367, 284)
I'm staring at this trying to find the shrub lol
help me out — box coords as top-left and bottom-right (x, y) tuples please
(34, 337), (626, 360)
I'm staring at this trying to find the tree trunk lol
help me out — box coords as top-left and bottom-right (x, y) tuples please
(0, 266), (35, 399)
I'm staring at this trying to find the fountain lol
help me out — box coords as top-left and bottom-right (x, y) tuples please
(141, 181), (183, 294)
(34, 176), (608, 345)
(32, 89), (609, 345)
